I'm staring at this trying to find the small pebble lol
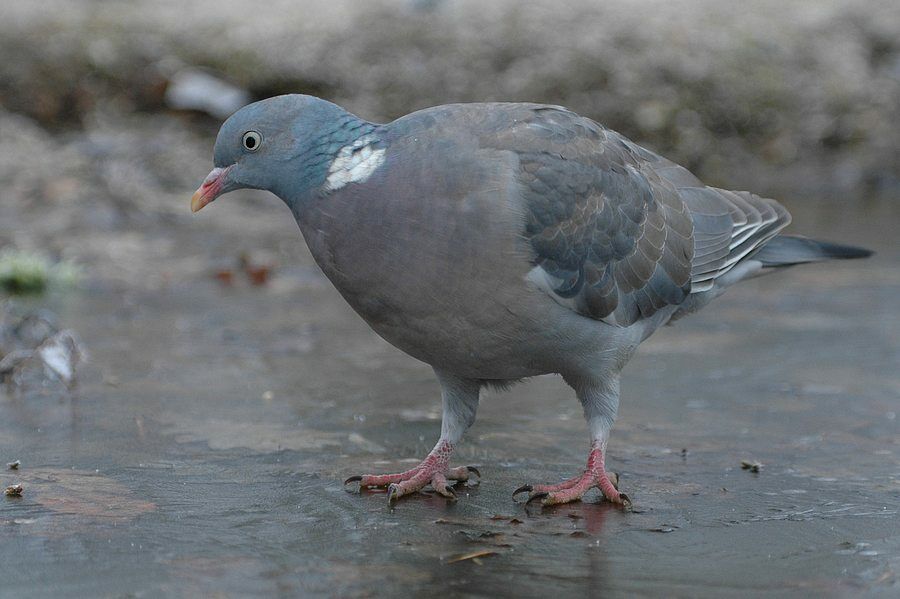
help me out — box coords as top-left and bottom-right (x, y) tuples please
(7, 460), (20, 470)
(5, 484), (24, 497)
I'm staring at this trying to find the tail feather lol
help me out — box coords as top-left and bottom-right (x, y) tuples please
(753, 235), (873, 267)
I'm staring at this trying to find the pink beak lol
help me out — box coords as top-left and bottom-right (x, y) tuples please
(191, 166), (231, 213)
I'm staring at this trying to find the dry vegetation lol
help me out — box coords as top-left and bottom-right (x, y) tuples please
(2, 0), (899, 198)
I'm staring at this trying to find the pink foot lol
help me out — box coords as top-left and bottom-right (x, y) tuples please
(513, 442), (631, 507)
(344, 439), (480, 503)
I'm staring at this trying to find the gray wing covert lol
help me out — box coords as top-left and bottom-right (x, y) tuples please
(636, 150), (792, 292)
(478, 105), (695, 326)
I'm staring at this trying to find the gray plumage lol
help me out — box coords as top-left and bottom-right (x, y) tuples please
(192, 95), (871, 505)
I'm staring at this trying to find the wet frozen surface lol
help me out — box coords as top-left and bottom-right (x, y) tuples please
(1, 200), (898, 597)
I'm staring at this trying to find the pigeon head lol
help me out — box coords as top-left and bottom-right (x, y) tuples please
(191, 94), (372, 212)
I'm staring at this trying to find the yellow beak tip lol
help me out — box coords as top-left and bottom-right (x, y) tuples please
(191, 191), (207, 213)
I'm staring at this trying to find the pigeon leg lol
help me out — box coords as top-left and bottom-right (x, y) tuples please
(517, 441), (629, 506)
(515, 376), (631, 507)
(344, 370), (481, 503)
(344, 438), (480, 501)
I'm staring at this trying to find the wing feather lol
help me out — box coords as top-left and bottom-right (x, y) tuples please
(467, 103), (790, 325)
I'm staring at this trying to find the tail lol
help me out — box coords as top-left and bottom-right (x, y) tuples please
(753, 235), (873, 267)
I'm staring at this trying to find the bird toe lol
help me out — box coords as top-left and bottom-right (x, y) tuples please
(512, 484), (533, 500)
(525, 491), (549, 505)
(387, 483), (402, 504)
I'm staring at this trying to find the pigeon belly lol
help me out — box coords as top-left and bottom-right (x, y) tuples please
(293, 176), (649, 381)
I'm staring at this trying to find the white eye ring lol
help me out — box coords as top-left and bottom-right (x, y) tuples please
(242, 130), (262, 152)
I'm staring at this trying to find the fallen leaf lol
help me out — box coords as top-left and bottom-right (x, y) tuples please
(15, 468), (155, 519)
(649, 526), (676, 533)
(245, 265), (271, 286)
(213, 269), (234, 286)
(239, 253), (273, 286)
(741, 460), (762, 473)
(446, 550), (498, 564)
(433, 518), (467, 526)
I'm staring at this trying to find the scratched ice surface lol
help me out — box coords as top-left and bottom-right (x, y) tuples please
(1, 198), (898, 597)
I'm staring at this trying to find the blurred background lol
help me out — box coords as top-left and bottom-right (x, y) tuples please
(2, 0), (899, 276)
(1, 1), (898, 596)
(2, 0), (899, 292)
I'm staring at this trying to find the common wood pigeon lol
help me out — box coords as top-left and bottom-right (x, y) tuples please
(192, 95), (871, 506)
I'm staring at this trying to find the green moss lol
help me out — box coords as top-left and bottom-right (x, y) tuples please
(0, 249), (80, 296)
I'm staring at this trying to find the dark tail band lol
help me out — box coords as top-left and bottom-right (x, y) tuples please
(753, 234), (873, 267)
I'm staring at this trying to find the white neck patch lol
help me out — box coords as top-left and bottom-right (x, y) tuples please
(324, 135), (386, 192)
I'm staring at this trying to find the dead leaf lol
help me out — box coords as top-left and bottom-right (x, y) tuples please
(446, 550), (498, 564)
(245, 265), (271, 286)
(433, 518), (467, 526)
(14, 468), (155, 519)
(649, 526), (676, 533)
(239, 253), (273, 286)
(5, 484), (24, 497)
(213, 269), (234, 286)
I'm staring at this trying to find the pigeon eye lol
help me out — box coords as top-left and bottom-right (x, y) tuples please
(242, 131), (261, 152)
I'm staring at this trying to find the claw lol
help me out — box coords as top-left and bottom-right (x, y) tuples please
(438, 485), (458, 501)
(387, 483), (401, 504)
(512, 484), (533, 500)
(618, 493), (632, 509)
(525, 491), (549, 506)
(466, 465), (481, 479)
(343, 475), (362, 487)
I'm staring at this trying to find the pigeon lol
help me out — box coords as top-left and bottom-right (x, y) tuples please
(192, 95), (871, 506)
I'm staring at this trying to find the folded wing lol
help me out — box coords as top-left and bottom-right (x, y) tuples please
(476, 104), (791, 326)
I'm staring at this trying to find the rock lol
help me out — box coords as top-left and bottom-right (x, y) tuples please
(0, 308), (85, 395)
(164, 68), (251, 119)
